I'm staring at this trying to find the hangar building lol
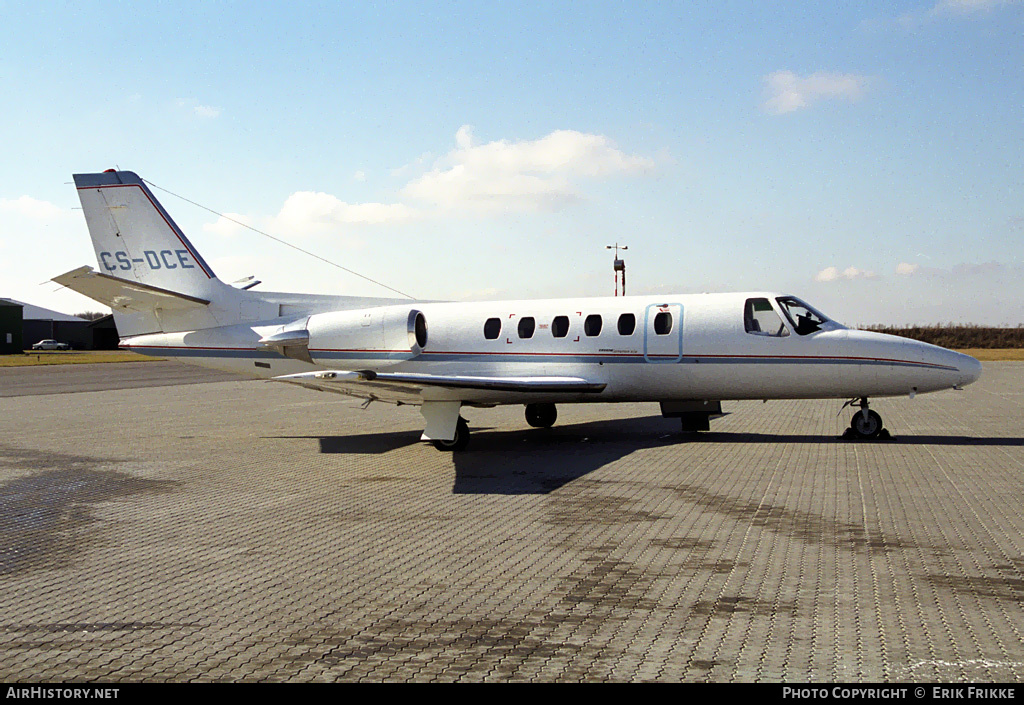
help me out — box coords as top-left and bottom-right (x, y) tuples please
(0, 298), (94, 351)
(0, 299), (23, 354)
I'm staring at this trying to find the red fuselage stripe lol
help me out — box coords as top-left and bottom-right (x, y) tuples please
(123, 344), (950, 369)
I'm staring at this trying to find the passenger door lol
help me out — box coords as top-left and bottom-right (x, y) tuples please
(643, 303), (683, 362)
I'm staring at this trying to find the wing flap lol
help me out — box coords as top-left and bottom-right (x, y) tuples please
(272, 370), (606, 397)
(52, 266), (210, 312)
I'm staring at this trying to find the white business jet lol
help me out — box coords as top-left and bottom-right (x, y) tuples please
(54, 170), (982, 450)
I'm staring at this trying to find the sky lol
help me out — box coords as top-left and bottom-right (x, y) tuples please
(1, 0), (1022, 326)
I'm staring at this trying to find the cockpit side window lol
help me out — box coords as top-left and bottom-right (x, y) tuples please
(776, 296), (828, 336)
(744, 298), (789, 337)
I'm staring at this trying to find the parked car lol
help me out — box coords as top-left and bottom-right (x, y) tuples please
(31, 339), (71, 351)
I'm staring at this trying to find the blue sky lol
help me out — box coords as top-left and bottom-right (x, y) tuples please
(2, 0), (1022, 325)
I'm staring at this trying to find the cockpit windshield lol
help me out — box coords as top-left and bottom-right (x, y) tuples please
(776, 296), (830, 336)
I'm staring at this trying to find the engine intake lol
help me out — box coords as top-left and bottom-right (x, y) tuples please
(408, 310), (427, 353)
(302, 307), (429, 366)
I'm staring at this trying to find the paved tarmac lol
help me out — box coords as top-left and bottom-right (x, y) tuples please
(0, 361), (1022, 682)
(0, 361), (248, 398)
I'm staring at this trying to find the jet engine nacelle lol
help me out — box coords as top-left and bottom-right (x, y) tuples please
(303, 306), (428, 366)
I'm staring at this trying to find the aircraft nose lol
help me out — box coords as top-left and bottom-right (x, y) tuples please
(907, 340), (983, 390)
(955, 352), (982, 387)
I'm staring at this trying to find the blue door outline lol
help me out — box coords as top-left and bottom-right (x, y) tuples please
(643, 303), (683, 363)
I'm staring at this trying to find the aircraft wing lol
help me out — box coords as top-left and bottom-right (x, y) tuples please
(52, 266), (210, 312)
(272, 369), (606, 402)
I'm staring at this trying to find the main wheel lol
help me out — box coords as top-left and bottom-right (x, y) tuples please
(432, 417), (470, 452)
(525, 403), (557, 428)
(850, 409), (883, 439)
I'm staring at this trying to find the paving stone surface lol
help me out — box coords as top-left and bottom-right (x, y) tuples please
(1, 361), (1022, 682)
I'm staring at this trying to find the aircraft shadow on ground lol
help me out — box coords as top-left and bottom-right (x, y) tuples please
(270, 416), (681, 494)
(704, 433), (1024, 447)
(268, 418), (1022, 496)
(449, 416), (682, 494)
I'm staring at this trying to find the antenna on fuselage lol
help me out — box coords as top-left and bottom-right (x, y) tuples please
(606, 243), (628, 296)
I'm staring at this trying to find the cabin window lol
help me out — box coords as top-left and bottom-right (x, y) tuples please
(484, 317), (501, 340)
(617, 313), (636, 335)
(551, 316), (570, 338)
(584, 314), (602, 336)
(518, 317), (536, 339)
(744, 298), (789, 337)
(776, 296), (827, 336)
(653, 311), (673, 335)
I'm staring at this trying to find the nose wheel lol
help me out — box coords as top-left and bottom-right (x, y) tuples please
(842, 398), (891, 440)
(850, 409), (883, 438)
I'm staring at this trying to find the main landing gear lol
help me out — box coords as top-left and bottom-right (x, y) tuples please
(525, 403), (557, 429)
(432, 417), (470, 452)
(421, 401), (471, 452)
(842, 397), (891, 440)
(429, 402), (558, 452)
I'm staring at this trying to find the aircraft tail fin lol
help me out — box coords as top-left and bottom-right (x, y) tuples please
(70, 170), (268, 335)
(67, 169), (410, 337)
(74, 170), (219, 295)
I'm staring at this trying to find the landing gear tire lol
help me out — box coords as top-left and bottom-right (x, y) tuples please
(433, 417), (470, 452)
(525, 403), (557, 429)
(849, 409), (883, 439)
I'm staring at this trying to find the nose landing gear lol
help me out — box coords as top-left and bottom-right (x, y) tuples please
(842, 398), (892, 441)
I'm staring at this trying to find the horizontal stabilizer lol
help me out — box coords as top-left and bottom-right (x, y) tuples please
(273, 369), (606, 399)
(52, 266), (210, 312)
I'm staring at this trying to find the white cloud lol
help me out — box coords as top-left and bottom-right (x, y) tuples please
(842, 266), (877, 280)
(193, 104), (221, 119)
(814, 266), (840, 282)
(390, 151), (434, 179)
(451, 128), (653, 177)
(176, 99), (222, 119)
(811, 260), (1024, 326)
(932, 0), (1018, 14)
(763, 71), (872, 114)
(201, 193), (420, 250)
(883, 0), (1019, 27)
(402, 126), (655, 213)
(202, 213), (254, 238)
(404, 166), (581, 212)
(814, 265), (877, 282)
(893, 261), (1006, 279)
(0, 196), (71, 221)
(200, 126), (657, 241)
(455, 124), (475, 149)
(271, 191), (419, 235)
